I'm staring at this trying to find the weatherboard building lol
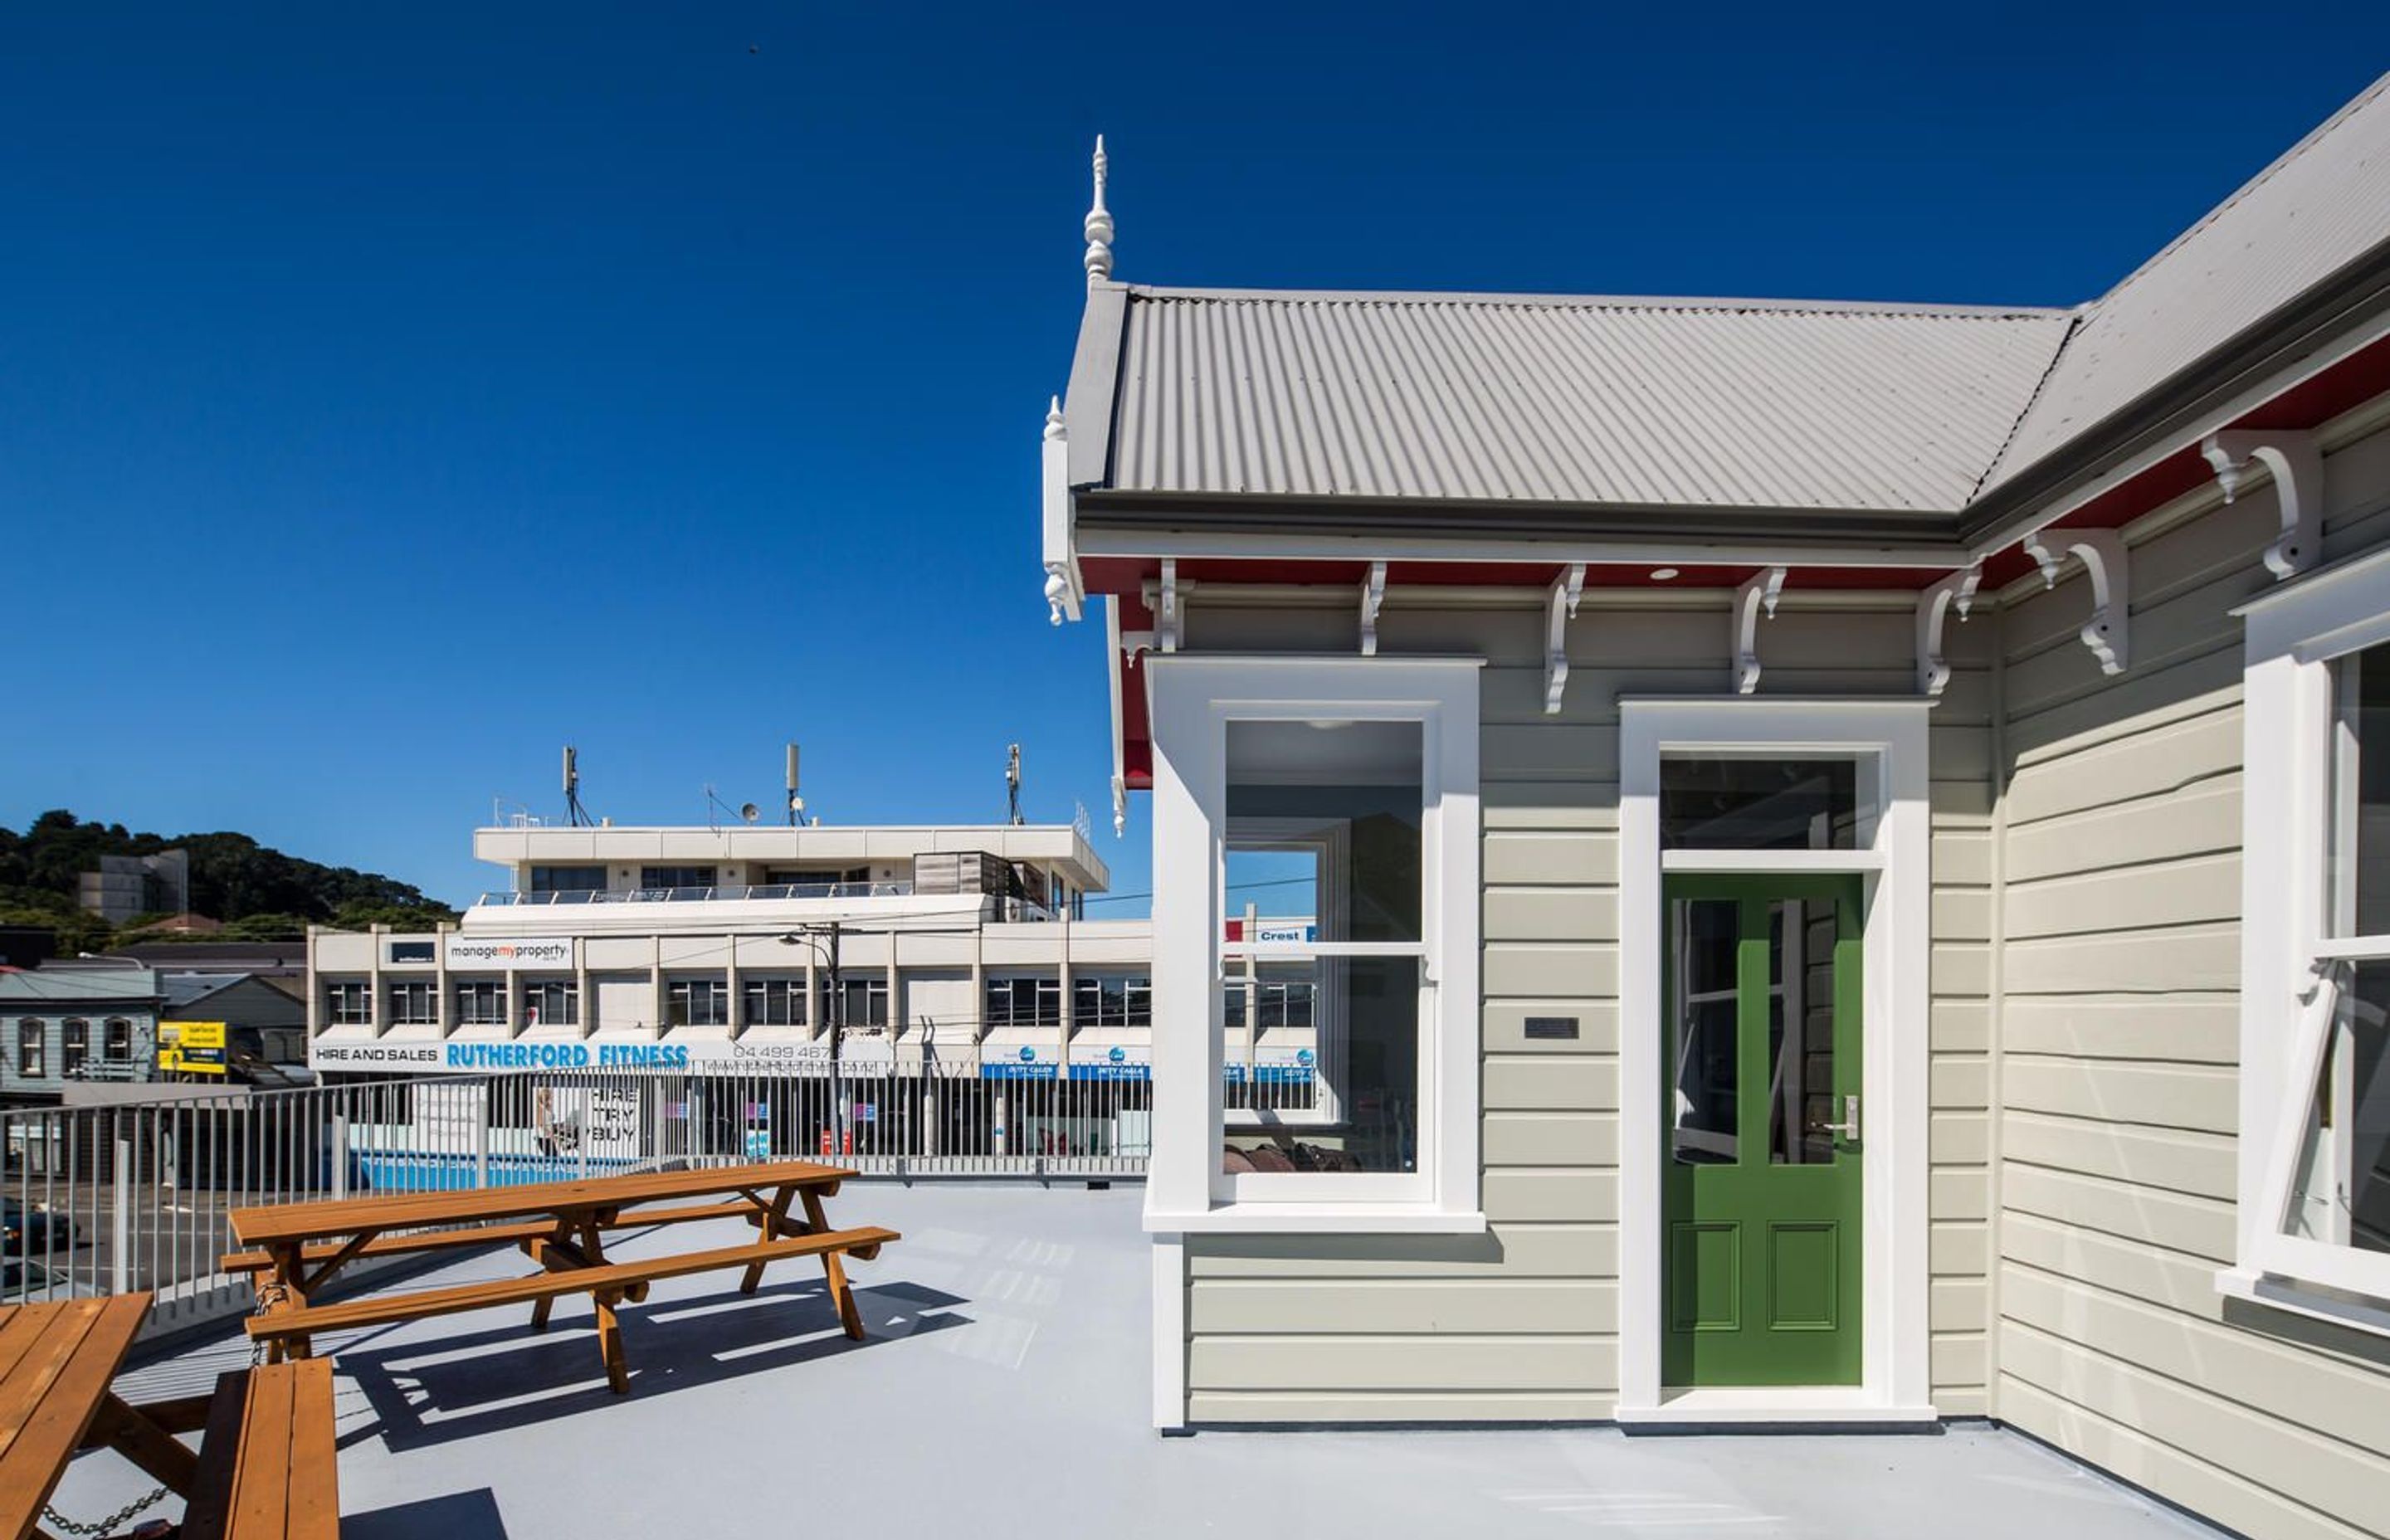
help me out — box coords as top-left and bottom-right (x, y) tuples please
(1040, 77), (2390, 1539)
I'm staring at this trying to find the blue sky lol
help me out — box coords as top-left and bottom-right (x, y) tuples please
(4, 4), (2385, 912)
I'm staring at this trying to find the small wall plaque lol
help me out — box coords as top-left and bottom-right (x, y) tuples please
(1523, 1016), (1578, 1040)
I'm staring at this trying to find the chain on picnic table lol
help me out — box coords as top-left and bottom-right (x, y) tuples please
(41, 1484), (170, 1537)
(250, 1278), (291, 1366)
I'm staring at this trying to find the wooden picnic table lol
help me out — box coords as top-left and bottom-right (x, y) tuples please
(226, 1159), (898, 1394)
(0, 1293), (215, 1540)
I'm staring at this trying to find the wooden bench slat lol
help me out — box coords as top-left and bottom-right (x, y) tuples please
(282, 1360), (339, 1540)
(219, 1201), (778, 1274)
(0, 1297), (154, 1540)
(178, 1370), (252, 1540)
(185, 1361), (339, 1540)
(246, 1226), (901, 1341)
(227, 1361), (295, 1540)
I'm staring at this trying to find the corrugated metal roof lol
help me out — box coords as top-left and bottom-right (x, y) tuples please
(1979, 74), (2390, 495)
(1104, 290), (2074, 513)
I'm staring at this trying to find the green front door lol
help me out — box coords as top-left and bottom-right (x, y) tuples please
(1661, 874), (1863, 1387)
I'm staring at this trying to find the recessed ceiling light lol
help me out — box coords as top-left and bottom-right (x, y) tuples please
(1650, 568), (1680, 582)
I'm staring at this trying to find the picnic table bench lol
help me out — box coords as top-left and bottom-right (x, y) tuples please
(0, 1294), (337, 1540)
(226, 1160), (898, 1395)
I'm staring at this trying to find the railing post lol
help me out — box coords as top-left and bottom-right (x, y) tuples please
(473, 1093), (491, 1190)
(111, 1133), (133, 1297)
(331, 1114), (349, 1201)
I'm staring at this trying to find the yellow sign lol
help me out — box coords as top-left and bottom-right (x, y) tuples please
(159, 1020), (229, 1076)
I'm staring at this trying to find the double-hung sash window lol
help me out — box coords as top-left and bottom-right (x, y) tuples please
(61, 1020), (89, 1078)
(1146, 655), (1481, 1229)
(2236, 549), (2390, 1325)
(17, 1020), (41, 1079)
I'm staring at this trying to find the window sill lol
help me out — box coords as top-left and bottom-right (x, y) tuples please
(1144, 1203), (1487, 1235)
(2215, 1267), (2390, 1340)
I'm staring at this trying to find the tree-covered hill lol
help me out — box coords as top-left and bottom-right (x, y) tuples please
(0, 810), (457, 947)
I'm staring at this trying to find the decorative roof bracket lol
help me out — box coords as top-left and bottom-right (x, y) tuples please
(2200, 429), (2322, 580)
(2023, 527), (2129, 675)
(1041, 397), (1082, 626)
(1156, 558), (1180, 654)
(1734, 566), (1787, 694)
(1914, 563), (1983, 699)
(1360, 561), (1388, 656)
(1544, 563), (1586, 714)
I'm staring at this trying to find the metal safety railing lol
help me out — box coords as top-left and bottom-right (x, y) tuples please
(0, 1060), (1154, 1338)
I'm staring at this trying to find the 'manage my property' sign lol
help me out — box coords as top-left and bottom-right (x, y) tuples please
(441, 935), (572, 970)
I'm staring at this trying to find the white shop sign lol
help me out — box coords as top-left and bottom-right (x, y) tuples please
(442, 935), (573, 970)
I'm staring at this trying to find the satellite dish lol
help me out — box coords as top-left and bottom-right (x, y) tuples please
(740, 802), (760, 824)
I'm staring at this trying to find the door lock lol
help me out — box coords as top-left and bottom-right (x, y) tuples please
(1809, 1094), (1861, 1142)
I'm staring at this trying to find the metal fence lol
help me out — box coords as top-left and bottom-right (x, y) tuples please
(0, 1060), (1151, 1338)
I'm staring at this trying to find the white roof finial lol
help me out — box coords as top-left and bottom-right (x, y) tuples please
(1083, 134), (1114, 287)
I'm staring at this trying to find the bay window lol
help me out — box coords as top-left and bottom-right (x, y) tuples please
(1145, 655), (1480, 1231)
(2233, 548), (2390, 1328)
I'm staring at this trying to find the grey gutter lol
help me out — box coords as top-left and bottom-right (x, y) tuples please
(1955, 234), (2390, 551)
(1075, 489), (1967, 552)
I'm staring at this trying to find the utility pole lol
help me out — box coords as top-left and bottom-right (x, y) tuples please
(825, 919), (846, 1157)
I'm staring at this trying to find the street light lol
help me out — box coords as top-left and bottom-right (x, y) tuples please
(778, 925), (848, 1157)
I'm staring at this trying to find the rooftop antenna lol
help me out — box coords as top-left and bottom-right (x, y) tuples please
(563, 746), (592, 828)
(1083, 135), (1113, 287)
(1007, 743), (1025, 826)
(786, 742), (804, 826)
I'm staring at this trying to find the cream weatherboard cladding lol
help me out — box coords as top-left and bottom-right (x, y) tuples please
(1168, 596), (1998, 1422)
(1991, 418), (2390, 1540)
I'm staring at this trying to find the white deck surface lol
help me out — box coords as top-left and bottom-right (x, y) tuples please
(54, 1182), (2218, 1539)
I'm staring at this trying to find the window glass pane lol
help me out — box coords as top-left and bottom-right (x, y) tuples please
(1225, 719), (1422, 943)
(2288, 962), (2390, 1253)
(1767, 898), (1841, 1166)
(2341, 644), (2390, 938)
(1223, 956), (1416, 1175)
(1662, 757), (1860, 850)
(1671, 899), (1739, 1165)
(529, 865), (607, 893)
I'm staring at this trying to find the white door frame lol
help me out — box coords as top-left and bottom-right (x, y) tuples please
(1616, 696), (1935, 1424)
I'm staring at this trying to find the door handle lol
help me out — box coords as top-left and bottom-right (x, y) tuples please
(1807, 1094), (1861, 1142)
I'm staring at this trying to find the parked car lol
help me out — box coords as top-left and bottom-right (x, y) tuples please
(2, 1195), (78, 1254)
(0, 1258), (97, 1303)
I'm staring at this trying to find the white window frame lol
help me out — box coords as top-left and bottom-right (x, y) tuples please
(1617, 696), (1933, 1424)
(2227, 545), (2390, 1333)
(1144, 654), (1482, 1235)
